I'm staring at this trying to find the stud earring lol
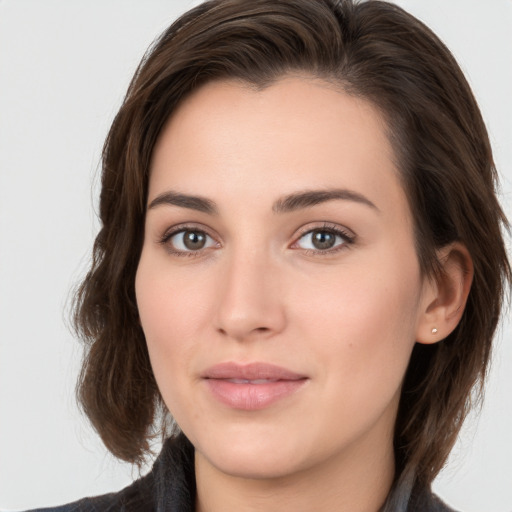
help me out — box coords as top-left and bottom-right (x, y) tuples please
(431, 328), (438, 334)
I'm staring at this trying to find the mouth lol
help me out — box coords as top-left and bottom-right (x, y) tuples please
(201, 362), (308, 410)
(223, 378), (283, 384)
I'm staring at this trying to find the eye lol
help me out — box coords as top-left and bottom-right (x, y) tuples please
(163, 228), (217, 254)
(293, 227), (353, 252)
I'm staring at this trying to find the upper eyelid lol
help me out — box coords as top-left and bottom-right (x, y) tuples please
(157, 221), (355, 247)
(158, 225), (219, 257)
(160, 222), (217, 240)
(292, 222), (355, 240)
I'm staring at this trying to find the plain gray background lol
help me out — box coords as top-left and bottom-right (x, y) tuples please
(0, 0), (511, 510)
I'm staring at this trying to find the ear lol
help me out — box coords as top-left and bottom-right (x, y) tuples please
(416, 242), (473, 344)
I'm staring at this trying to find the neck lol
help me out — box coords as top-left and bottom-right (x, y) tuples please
(194, 421), (395, 512)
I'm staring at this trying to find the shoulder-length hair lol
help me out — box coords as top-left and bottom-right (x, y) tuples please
(74, 0), (510, 499)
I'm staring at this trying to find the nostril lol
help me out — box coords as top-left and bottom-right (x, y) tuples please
(216, 325), (271, 339)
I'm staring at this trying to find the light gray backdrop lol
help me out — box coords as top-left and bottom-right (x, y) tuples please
(0, 0), (511, 510)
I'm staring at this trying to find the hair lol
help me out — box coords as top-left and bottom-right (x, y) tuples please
(73, 0), (510, 503)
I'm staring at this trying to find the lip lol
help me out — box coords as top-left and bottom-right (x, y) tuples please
(201, 362), (308, 410)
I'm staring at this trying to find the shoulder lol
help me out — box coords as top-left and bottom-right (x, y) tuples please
(429, 494), (459, 512)
(385, 480), (462, 512)
(23, 434), (195, 512)
(24, 473), (155, 512)
(413, 489), (460, 512)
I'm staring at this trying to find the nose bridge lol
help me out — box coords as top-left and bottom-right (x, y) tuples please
(215, 243), (285, 341)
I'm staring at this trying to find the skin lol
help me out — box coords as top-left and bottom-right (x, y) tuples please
(135, 76), (470, 512)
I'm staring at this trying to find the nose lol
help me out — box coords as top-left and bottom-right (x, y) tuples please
(214, 249), (287, 342)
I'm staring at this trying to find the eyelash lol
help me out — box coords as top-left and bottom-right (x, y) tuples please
(158, 224), (218, 258)
(292, 223), (355, 256)
(158, 222), (355, 258)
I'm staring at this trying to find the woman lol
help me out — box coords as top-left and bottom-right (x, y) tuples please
(26, 0), (510, 510)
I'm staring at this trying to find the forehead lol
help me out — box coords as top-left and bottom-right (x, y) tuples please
(149, 76), (407, 219)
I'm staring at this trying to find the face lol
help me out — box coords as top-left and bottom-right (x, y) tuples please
(136, 76), (431, 481)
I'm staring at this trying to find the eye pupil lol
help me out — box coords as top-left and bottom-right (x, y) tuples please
(312, 230), (336, 250)
(183, 231), (206, 250)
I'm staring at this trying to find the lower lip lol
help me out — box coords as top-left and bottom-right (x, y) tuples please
(204, 379), (307, 410)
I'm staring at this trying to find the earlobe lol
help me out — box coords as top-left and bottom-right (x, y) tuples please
(416, 242), (473, 345)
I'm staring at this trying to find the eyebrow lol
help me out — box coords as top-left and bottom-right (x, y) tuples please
(272, 189), (379, 214)
(148, 191), (218, 214)
(147, 188), (378, 215)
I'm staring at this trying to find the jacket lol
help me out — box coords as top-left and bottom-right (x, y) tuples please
(29, 434), (457, 512)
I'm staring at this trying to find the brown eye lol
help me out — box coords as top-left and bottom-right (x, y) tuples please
(311, 230), (336, 250)
(167, 229), (216, 253)
(183, 230), (207, 250)
(294, 227), (353, 253)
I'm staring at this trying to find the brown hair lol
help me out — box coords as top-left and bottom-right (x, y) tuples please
(74, 0), (510, 498)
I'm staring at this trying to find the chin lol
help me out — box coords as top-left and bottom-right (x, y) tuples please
(192, 424), (314, 479)
(201, 447), (306, 480)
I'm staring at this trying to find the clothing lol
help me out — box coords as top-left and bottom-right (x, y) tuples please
(29, 434), (457, 512)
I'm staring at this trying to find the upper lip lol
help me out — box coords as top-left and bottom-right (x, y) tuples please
(201, 362), (307, 381)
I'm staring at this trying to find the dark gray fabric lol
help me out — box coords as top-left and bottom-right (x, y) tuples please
(26, 433), (457, 512)
(27, 435), (195, 512)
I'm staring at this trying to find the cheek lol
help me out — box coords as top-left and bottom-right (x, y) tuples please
(135, 255), (195, 384)
(135, 252), (210, 342)
(135, 251), (220, 417)
(290, 255), (422, 391)
(292, 271), (420, 447)
(294, 261), (420, 336)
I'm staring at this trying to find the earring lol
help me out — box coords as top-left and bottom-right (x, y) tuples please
(431, 328), (438, 334)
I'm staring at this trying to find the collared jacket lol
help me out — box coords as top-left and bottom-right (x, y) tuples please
(29, 434), (457, 512)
